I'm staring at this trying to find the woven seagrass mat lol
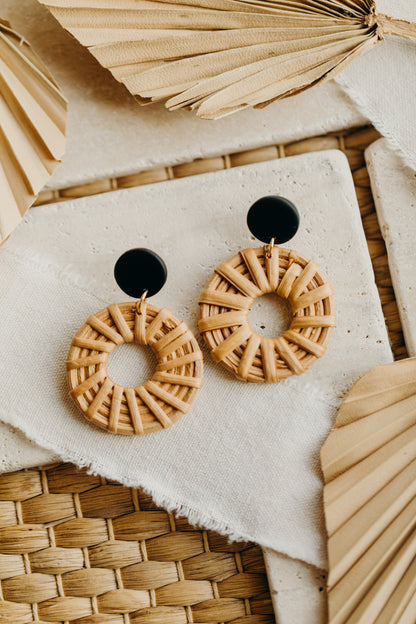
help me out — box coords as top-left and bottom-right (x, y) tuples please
(0, 464), (274, 624)
(0, 126), (407, 624)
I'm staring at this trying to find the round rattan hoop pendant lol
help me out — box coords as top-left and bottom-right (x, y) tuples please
(199, 246), (335, 383)
(67, 302), (203, 435)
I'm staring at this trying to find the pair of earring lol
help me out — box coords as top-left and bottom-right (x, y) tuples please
(67, 196), (335, 435)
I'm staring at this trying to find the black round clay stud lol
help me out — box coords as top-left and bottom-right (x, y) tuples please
(247, 196), (300, 244)
(114, 248), (167, 298)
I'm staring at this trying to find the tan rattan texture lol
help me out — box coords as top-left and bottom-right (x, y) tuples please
(199, 246), (335, 383)
(0, 463), (275, 624)
(67, 302), (203, 435)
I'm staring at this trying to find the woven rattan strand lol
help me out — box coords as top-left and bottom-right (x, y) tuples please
(199, 246), (335, 382)
(0, 463), (276, 624)
(67, 302), (203, 435)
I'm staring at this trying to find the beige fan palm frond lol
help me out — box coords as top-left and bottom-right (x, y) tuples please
(321, 357), (416, 624)
(39, 0), (416, 119)
(0, 21), (67, 244)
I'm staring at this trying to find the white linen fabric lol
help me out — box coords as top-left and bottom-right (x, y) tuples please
(0, 153), (392, 569)
(335, 0), (416, 171)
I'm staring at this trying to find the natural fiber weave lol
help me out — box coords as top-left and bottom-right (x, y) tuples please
(0, 463), (275, 623)
(67, 302), (203, 435)
(199, 246), (335, 382)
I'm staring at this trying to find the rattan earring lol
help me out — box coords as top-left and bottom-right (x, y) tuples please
(67, 248), (203, 435)
(199, 196), (336, 383)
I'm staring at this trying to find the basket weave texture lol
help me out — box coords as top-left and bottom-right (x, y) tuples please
(199, 247), (335, 382)
(0, 464), (275, 624)
(67, 302), (203, 435)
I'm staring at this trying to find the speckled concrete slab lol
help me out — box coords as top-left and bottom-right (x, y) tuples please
(265, 550), (327, 624)
(0, 0), (367, 190)
(366, 139), (416, 356)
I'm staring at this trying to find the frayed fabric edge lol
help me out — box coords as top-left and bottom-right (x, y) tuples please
(334, 75), (416, 173)
(0, 409), (328, 571)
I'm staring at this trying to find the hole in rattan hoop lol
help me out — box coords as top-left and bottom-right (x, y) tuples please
(198, 246), (336, 383)
(66, 302), (203, 435)
(249, 293), (292, 337)
(106, 342), (157, 388)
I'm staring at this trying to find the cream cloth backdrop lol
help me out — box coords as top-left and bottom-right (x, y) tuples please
(0, 152), (392, 569)
(335, 0), (416, 170)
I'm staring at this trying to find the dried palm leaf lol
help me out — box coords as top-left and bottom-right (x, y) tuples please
(39, 0), (416, 119)
(321, 357), (416, 624)
(0, 21), (67, 245)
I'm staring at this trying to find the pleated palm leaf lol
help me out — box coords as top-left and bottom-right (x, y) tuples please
(321, 357), (416, 623)
(39, 0), (416, 119)
(0, 21), (67, 244)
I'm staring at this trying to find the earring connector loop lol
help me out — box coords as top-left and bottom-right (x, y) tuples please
(135, 290), (148, 315)
(264, 237), (275, 259)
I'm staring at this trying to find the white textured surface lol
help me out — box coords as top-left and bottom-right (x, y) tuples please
(0, 0), (366, 190)
(265, 549), (327, 624)
(366, 138), (416, 356)
(0, 152), (392, 572)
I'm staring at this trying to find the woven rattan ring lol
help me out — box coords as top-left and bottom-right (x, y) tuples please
(199, 246), (335, 383)
(67, 302), (203, 435)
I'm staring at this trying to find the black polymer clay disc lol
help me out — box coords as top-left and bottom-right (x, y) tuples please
(114, 248), (167, 298)
(247, 195), (300, 244)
